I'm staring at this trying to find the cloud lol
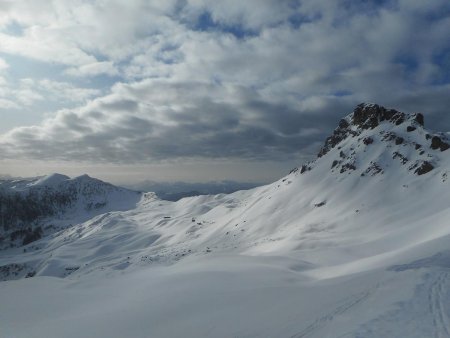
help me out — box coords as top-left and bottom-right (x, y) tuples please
(0, 77), (44, 107)
(0, 57), (9, 71)
(0, 77), (101, 111)
(0, 78), (346, 163)
(0, 30), (97, 66)
(0, 0), (450, 167)
(180, 0), (300, 32)
(0, 98), (20, 109)
(65, 61), (119, 77)
(0, 0), (181, 69)
(36, 79), (102, 102)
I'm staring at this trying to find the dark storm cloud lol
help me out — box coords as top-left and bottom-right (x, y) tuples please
(1, 0), (450, 164)
(1, 81), (339, 162)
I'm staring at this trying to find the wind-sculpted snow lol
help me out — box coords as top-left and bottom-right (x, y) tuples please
(1, 104), (450, 337)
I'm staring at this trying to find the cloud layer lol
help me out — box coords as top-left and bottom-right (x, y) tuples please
(1, 0), (450, 166)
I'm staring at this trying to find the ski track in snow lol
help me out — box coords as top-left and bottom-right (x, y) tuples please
(291, 285), (378, 338)
(429, 271), (450, 338)
(291, 270), (450, 338)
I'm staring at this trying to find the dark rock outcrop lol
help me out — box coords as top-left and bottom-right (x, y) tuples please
(318, 121), (357, 158)
(361, 162), (383, 176)
(395, 137), (404, 145)
(414, 113), (424, 126)
(352, 103), (406, 130)
(414, 161), (434, 175)
(300, 164), (311, 174)
(430, 136), (450, 152)
(290, 164), (312, 175)
(393, 152), (408, 164)
(363, 137), (373, 145)
(340, 163), (356, 173)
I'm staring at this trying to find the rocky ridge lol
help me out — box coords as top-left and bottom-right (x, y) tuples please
(296, 103), (449, 178)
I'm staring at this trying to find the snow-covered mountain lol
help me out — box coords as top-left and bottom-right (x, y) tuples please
(0, 174), (142, 250)
(2, 103), (450, 338)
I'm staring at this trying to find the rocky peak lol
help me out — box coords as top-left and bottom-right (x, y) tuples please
(290, 103), (450, 180)
(351, 103), (424, 129)
(318, 103), (425, 158)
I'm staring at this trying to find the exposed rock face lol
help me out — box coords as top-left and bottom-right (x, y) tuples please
(300, 164), (311, 174)
(414, 161), (434, 175)
(352, 103), (406, 129)
(318, 118), (355, 158)
(414, 113), (424, 126)
(430, 136), (450, 152)
(290, 163), (312, 174)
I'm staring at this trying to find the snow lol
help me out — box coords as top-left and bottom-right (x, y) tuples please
(28, 173), (71, 188)
(1, 106), (450, 337)
(1, 256), (445, 338)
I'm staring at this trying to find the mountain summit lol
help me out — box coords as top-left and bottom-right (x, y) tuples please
(318, 102), (426, 157)
(294, 103), (449, 179)
(0, 174), (141, 250)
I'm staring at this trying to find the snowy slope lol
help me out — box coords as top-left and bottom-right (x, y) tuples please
(1, 103), (450, 337)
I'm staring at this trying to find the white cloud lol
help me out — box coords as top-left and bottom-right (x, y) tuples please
(0, 57), (9, 71)
(0, 0), (181, 70)
(0, 77), (101, 110)
(0, 0), (450, 167)
(37, 79), (101, 102)
(65, 61), (119, 77)
(0, 98), (20, 109)
(0, 77), (44, 107)
(0, 30), (97, 66)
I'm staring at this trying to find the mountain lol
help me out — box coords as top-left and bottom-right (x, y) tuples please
(123, 180), (263, 201)
(0, 174), (142, 250)
(1, 103), (450, 338)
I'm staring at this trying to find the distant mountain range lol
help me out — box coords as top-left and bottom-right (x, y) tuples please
(124, 180), (263, 201)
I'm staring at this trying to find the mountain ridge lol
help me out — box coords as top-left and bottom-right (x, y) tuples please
(0, 173), (142, 250)
(294, 102), (449, 180)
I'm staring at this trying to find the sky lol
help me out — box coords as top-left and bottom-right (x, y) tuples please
(0, 0), (450, 184)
